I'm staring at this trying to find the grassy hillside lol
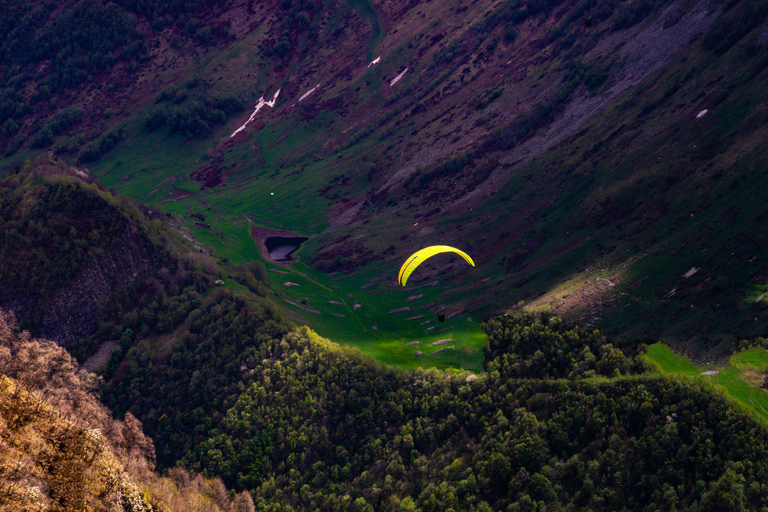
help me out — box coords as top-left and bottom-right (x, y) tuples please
(6, 160), (768, 509)
(2, 0), (768, 370)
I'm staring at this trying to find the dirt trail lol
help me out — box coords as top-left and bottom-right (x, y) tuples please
(284, 298), (320, 313)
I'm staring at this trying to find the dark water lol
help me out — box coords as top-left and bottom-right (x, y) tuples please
(265, 236), (308, 261)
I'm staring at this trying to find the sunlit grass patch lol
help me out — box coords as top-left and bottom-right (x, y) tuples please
(646, 343), (768, 422)
(643, 343), (702, 376)
(711, 349), (768, 421)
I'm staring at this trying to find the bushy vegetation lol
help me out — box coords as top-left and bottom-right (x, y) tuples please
(0, 374), (155, 511)
(0, 0), (146, 93)
(472, 0), (568, 35)
(0, 161), (288, 478)
(103, 291), (289, 467)
(737, 336), (768, 352)
(0, 0), (232, 96)
(170, 323), (768, 511)
(611, 0), (668, 31)
(485, 54), (610, 152)
(268, 0), (322, 61)
(67, 260), (210, 365)
(483, 313), (648, 379)
(36, 107), (84, 142)
(0, 309), (255, 511)
(78, 128), (125, 162)
(0, 0), (235, 155)
(403, 153), (472, 191)
(0, 164), (141, 298)
(145, 81), (245, 139)
(117, 0), (233, 36)
(703, 0), (768, 56)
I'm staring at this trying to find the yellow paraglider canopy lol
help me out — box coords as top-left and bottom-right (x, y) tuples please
(397, 245), (475, 286)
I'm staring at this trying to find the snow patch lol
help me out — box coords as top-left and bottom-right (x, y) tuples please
(368, 56), (381, 68)
(696, 109), (708, 119)
(390, 68), (408, 86)
(299, 83), (320, 103)
(683, 267), (700, 278)
(230, 89), (281, 138)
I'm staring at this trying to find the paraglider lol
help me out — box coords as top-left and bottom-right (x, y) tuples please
(397, 245), (475, 322)
(397, 245), (475, 287)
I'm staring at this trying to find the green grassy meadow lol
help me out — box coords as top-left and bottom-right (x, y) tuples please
(643, 343), (703, 376)
(183, 215), (488, 371)
(44, 0), (768, 373)
(644, 343), (768, 422)
(83, 30), (768, 373)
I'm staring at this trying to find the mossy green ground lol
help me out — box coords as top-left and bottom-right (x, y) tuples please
(645, 343), (768, 422)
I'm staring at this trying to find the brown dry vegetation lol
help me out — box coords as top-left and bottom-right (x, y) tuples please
(0, 309), (254, 512)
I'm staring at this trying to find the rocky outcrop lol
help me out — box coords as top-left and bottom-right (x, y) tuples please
(0, 221), (156, 346)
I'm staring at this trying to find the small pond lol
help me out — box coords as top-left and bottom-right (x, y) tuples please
(265, 236), (308, 261)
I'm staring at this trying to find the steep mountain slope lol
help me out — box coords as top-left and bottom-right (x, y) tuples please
(0, 159), (162, 343)
(2, 1), (768, 362)
(0, 309), (254, 511)
(0, 162), (291, 468)
(4, 159), (768, 510)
